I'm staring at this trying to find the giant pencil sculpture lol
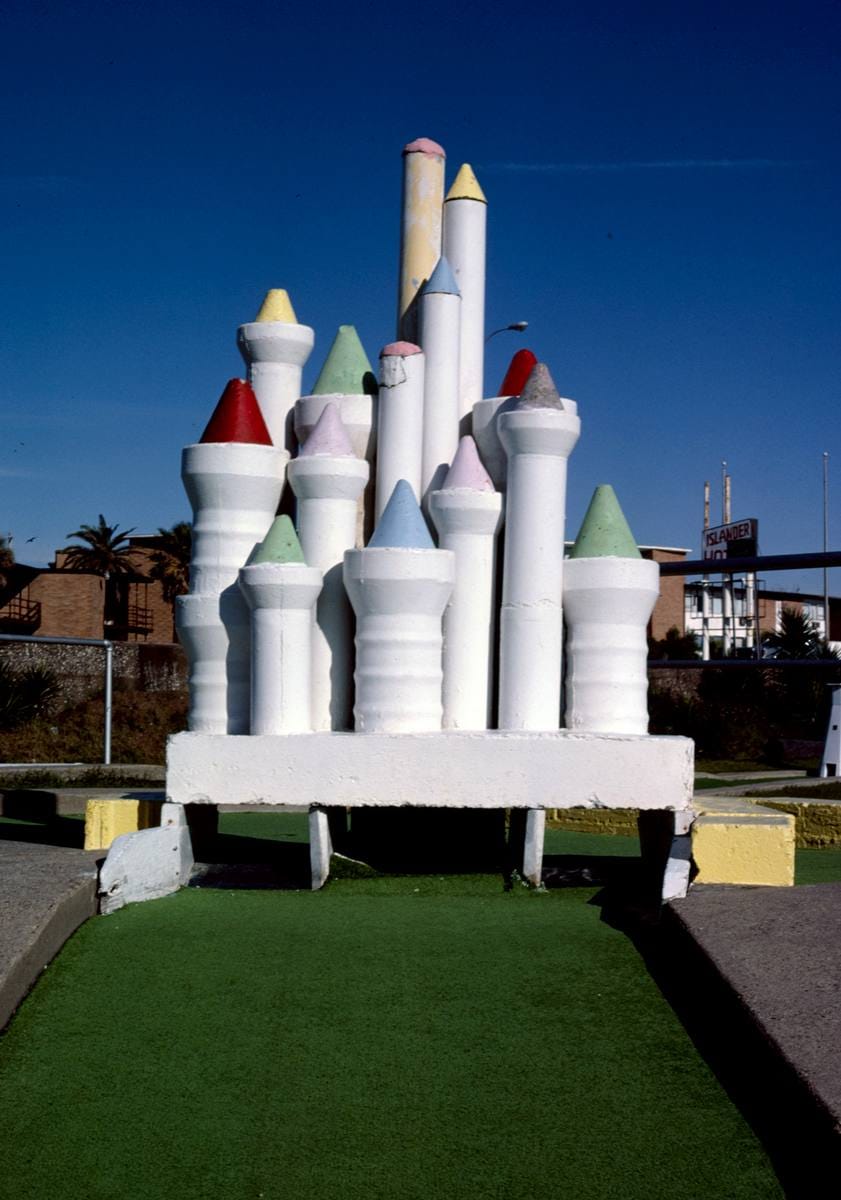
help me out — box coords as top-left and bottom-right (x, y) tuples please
(162, 134), (679, 898)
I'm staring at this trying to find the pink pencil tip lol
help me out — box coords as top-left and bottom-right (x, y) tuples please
(443, 436), (495, 492)
(380, 341), (422, 357)
(403, 137), (446, 158)
(298, 403), (355, 458)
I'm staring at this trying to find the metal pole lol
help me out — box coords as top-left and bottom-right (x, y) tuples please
(702, 481), (710, 659)
(823, 451), (830, 642)
(104, 640), (113, 765)
(723, 470), (733, 653)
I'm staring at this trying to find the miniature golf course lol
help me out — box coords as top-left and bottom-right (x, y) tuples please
(0, 819), (797, 1200)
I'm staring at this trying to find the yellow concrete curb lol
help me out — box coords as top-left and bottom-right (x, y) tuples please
(84, 797), (164, 851)
(692, 795), (795, 886)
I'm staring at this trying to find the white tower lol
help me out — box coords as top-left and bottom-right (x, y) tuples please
(287, 404), (369, 730)
(563, 486), (659, 734)
(429, 437), (502, 729)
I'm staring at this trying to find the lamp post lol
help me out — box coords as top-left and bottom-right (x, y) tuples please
(824, 451), (830, 642)
(485, 321), (528, 344)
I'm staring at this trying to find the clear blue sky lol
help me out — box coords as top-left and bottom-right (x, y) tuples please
(2, 1), (839, 594)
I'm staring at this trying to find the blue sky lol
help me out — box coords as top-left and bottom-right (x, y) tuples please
(2, 0), (839, 594)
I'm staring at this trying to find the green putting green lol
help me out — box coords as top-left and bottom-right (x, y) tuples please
(0, 860), (782, 1199)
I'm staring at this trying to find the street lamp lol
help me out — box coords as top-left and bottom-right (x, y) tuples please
(485, 321), (528, 344)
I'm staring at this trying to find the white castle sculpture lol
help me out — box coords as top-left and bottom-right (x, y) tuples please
(99, 137), (695, 912)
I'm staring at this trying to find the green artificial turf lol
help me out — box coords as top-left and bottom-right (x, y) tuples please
(794, 845), (841, 884)
(0, 871), (782, 1200)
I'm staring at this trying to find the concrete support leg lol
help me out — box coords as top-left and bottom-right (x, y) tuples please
(522, 809), (546, 887)
(638, 809), (694, 902)
(309, 808), (333, 890)
(662, 811), (694, 902)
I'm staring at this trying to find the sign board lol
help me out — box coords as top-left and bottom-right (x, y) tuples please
(702, 518), (758, 561)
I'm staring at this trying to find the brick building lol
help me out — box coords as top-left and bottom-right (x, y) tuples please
(0, 535), (177, 644)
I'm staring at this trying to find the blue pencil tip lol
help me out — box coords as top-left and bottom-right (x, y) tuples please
(423, 256), (460, 297)
(368, 480), (435, 548)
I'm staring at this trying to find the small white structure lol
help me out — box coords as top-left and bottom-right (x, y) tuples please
(563, 486), (660, 735)
(429, 437), (502, 729)
(442, 164), (487, 424)
(287, 405), (369, 730)
(820, 684), (841, 777)
(497, 364), (581, 730)
(238, 516), (323, 735)
(344, 481), (454, 732)
(375, 342), (425, 523)
(237, 289), (315, 453)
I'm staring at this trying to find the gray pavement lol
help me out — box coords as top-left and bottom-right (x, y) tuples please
(0, 840), (100, 1030)
(669, 883), (841, 1132)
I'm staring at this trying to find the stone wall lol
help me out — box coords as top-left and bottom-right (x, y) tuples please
(0, 641), (187, 706)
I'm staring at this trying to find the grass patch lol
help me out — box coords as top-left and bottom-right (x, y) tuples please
(0, 880), (781, 1200)
(795, 846), (841, 885)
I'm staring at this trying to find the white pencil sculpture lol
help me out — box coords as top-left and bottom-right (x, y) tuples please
(146, 133), (698, 911)
(237, 289), (315, 453)
(375, 342), (425, 522)
(176, 379), (287, 733)
(429, 436), (502, 729)
(287, 404), (369, 730)
(420, 256), (461, 504)
(563, 486), (659, 734)
(397, 138), (446, 342)
(344, 480), (454, 732)
(442, 164), (487, 425)
(238, 516), (323, 735)
(497, 363), (581, 729)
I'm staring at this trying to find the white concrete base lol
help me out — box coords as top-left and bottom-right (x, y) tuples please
(98, 819), (193, 915)
(166, 730), (693, 811)
(309, 808), (333, 890)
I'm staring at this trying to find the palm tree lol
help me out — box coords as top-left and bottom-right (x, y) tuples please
(62, 515), (138, 578)
(0, 534), (13, 591)
(62, 515), (140, 633)
(148, 523), (192, 639)
(147, 522), (191, 603)
(762, 606), (838, 661)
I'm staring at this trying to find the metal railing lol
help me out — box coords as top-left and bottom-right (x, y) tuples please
(0, 633), (113, 763)
(651, 549), (839, 669)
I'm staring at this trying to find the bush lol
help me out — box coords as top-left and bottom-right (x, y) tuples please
(0, 663), (59, 730)
(0, 688), (187, 764)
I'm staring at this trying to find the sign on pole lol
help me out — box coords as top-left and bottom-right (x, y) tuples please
(702, 518), (758, 560)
